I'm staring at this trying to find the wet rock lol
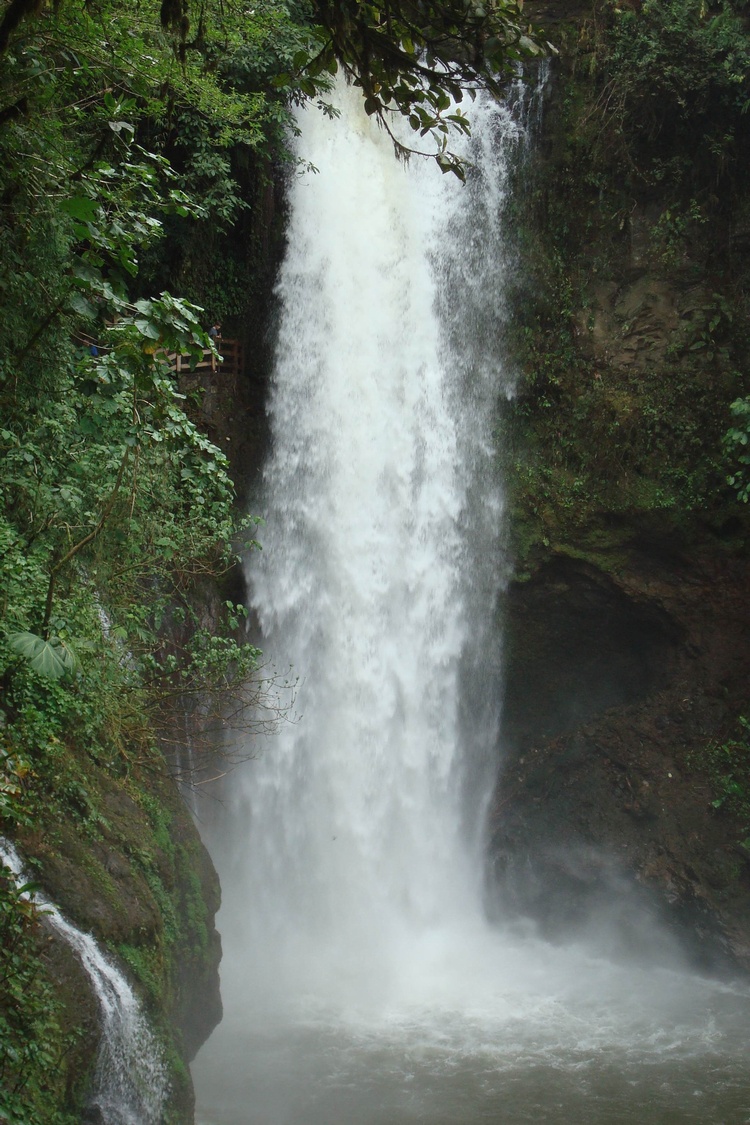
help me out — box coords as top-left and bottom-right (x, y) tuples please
(493, 546), (750, 975)
(502, 555), (680, 747)
(15, 759), (222, 1122)
(81, 1107), (105, 1125)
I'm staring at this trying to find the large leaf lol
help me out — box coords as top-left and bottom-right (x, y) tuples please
(8, 632), (78, 679)
(68, 291), (98, 319)
(60, 196), (99, 222)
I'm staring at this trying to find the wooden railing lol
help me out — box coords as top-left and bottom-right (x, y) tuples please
(168, 337), (244, 377)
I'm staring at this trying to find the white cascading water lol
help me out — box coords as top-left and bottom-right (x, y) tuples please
(195, 80), (750, 1125)
(213, 78), (528, 1013)
(0, 840), (167, 1125)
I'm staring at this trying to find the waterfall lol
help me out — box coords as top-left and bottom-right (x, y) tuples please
(217, 79), (534, 1009)
(194, 75), (750, 1125)
(0, 840), (168, 1125)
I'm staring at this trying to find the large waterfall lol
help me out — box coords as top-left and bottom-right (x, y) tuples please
(231, 79), (526, 1005)
(194, 82), (750, 1125)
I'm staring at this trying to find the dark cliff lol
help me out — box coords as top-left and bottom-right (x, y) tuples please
(490, 0), (750, 972)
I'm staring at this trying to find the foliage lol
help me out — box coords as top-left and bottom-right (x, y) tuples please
(0, 745), (34, 826)
(0, 0), (547, 188)
(0, 867), (78, 1125)
(724, 397), (750, 503)
(585, 0), (750, 188)
(274, 0), (546, 177)
(0, 71), (261, 688)
(691, 718), (750, 848)
(614, 2), (750, 123)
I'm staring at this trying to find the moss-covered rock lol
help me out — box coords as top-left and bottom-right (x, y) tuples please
(3, 746), (221, 1123)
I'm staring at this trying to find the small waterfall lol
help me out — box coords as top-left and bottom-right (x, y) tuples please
(0, 840), (168, 1125)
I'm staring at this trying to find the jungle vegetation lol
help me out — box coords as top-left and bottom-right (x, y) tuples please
(503, 0), (750, 566)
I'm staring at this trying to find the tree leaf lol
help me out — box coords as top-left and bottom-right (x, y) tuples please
(68, 292), (98, 319)
(8, 633), (78, 679)
(60, 196), (99, 222)
(134, 318), (161, 339)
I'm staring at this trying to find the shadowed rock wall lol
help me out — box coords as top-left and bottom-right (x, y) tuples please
(492, 540), (750, 973)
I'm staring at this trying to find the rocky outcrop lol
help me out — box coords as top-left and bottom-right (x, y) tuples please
(179, 365), (269, 508)
(15, 761), (222, 1120)
(492, 525), (750, 974)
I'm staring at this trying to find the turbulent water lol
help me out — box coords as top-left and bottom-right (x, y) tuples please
(0, 839), (167, 1125)
(194, 82), (750, 1125)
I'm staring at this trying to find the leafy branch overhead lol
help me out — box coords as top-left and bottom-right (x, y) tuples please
(157, 0), (548, 176)
(156, 0), (549, 173)
(288, 0), (547, 175)
(0, 0), (545, 179)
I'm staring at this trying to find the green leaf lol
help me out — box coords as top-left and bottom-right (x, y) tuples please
(519, 34), (544, 56)
(8, 633), (78, 679)
(134, 318), (161, 340)
(68, 292), (98, 319)
(60, 196), (99, 222)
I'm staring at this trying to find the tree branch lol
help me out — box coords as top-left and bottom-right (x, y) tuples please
(41, 447), (130, 635)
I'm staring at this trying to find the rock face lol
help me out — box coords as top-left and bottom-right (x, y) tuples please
(486, 5), (750, 973)
(502, 555), (681, 746)
(15, 761), (222, 1121)
(492, 519), (750, 973)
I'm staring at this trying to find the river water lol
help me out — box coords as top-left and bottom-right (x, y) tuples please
(193, 80), (750, 1125)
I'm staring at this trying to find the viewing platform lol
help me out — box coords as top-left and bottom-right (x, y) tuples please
(168, 337), (244, 377)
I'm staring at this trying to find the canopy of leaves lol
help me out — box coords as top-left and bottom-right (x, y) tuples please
(278, 0), (545, 174)
(0, 0), (545, 183)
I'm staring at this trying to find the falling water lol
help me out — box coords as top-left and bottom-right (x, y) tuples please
(0, 840), (168, 1125)
(195, 81), (750, 1124)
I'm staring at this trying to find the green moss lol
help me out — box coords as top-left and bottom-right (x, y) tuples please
(161, 1042), (193, 1125)
(137, 792), (177, 863)
(79, 850), (121, 907)
(178, 852), (210, 955)
(117, 942), (168, 1009)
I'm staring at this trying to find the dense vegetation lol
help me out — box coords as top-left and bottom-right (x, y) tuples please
(0, 0), (541, 1119)
(504, 0), (750, 568)
(0, 1), (267, 1112)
